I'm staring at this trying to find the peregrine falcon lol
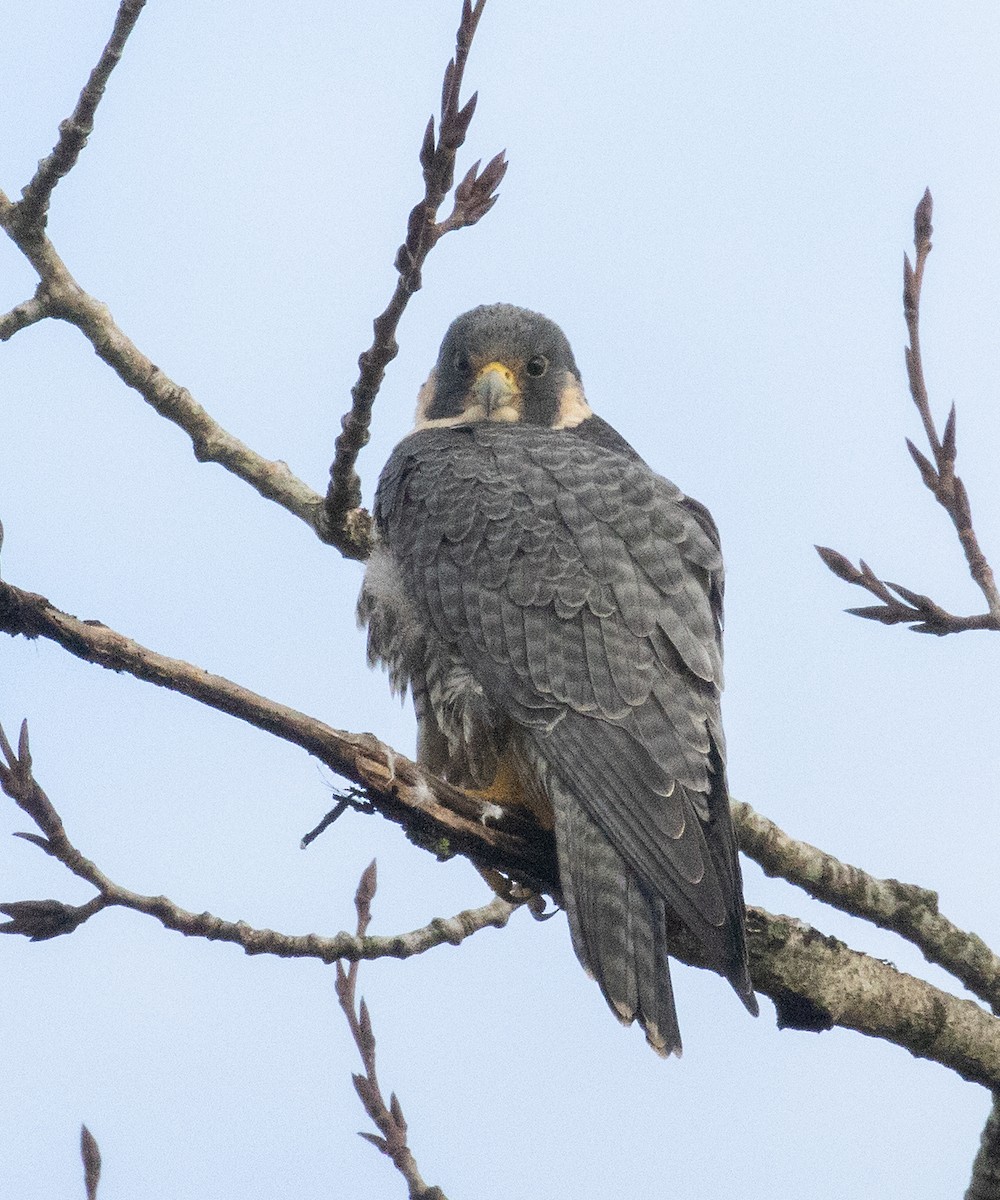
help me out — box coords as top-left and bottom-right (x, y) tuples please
(358, 303), (757, 1055)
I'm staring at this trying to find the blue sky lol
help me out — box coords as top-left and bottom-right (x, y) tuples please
(2, 3), (1000, 1196)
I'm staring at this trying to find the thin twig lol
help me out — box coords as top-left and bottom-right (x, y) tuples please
(818, 190), (1000, 633)
(735, 799), (1000, 1012)
(335, 863), (449, 1199)
(11, 0), (147, 236)
(0, 292), (50, 341)
(0, 717), (519, 960)
(324, 0), (507, 554)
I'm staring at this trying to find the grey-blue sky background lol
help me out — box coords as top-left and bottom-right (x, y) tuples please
(2, 3), (999, 1196)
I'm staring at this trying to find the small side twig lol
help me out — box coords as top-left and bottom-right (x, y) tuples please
(817, 190), (1000, 634)
(81, 1125), (102, 1200)
(0, 292), (50, 341)
(11, 0), (147, 237)
(324, 0), (508, 555)
(335, 862), (448, 1199)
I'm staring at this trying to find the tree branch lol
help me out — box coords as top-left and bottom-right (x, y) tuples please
(0, 1), (506, 567)
(817, 190), (1000, 634)
(12, 571), (996, 1019)
(735, 799), (1000, 1012)
(0, 576), (557, 892)
(9, 0), (147, 237)
(0, 291), (50, 341)
(324, 0), (507, 555)
(4, 594), (1000, 1088)
(0, 216), (335, 541)
(741, 909), (1000, 1089)
(335, 862), (449, 1199)
(0, 719), (518, 963)
(967, 1094), (1000, 1200)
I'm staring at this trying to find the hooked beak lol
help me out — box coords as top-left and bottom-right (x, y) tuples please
(470, 361), (522, 422)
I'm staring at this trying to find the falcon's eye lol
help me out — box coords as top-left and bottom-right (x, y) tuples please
(453, 351), (472, 374)
(526, 355), (549, 378)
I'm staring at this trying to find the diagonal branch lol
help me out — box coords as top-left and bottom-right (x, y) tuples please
(5, 590), (1000, 1087)
(324, 0), (507, 554)
(743, 909), (1000, 1089)
(10, 558), (996, 1017)
(817, 190), (1000, 634)
(0, 3), (506, 566)
(736, 799), (1000, 1012)
(0, 213), (337, 542)
(0, 575), (557, 892)
(10, 0), (147, 237)
(0, 719), (518, 962)
(335, 862), (449, 1199)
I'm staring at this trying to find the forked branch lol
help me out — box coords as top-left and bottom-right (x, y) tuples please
(324, 0), (508, 555)
(335, 862), (448, 1199)
(0, 0), (505, 567)
(817, 190), (1000, 634)
(3, 667), (1000, 1088)
(735, 799), (1000, 1013)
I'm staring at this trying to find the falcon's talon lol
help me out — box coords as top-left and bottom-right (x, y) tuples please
(359, 303), (756, 1056)
(474, 869), (546, 916)
(524, 892), (555, 920)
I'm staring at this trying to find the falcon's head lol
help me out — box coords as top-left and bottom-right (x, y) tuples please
(414, 303), (593, 431)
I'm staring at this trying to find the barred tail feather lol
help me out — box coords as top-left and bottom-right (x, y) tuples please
(552, 780), (682, 1057)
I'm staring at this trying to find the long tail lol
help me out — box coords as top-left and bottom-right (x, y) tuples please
(551, 782), (683, 1057)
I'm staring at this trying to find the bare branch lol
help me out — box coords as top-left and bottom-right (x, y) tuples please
(967, 1094), (1000, 1200)
(325, 0), (507, 554)
(5, 647), (1000, 1087)
(0, 719), (519, 962)
(335, 863), (449, 1199)
(743, 909), (1000, 1089)
(0, 291), (50, 341)
(0, 577), (557, 892)
(0, 218), (338, 545)
(12, 0), (148, 236)
(0, 787), (516, 971)
(818, 190), (1000, 633)
(0, 3), (506, 564)
(735, 799), (1000, 1012)
(81, 1125), (102, 1200)
(902, 188), (939, 456)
